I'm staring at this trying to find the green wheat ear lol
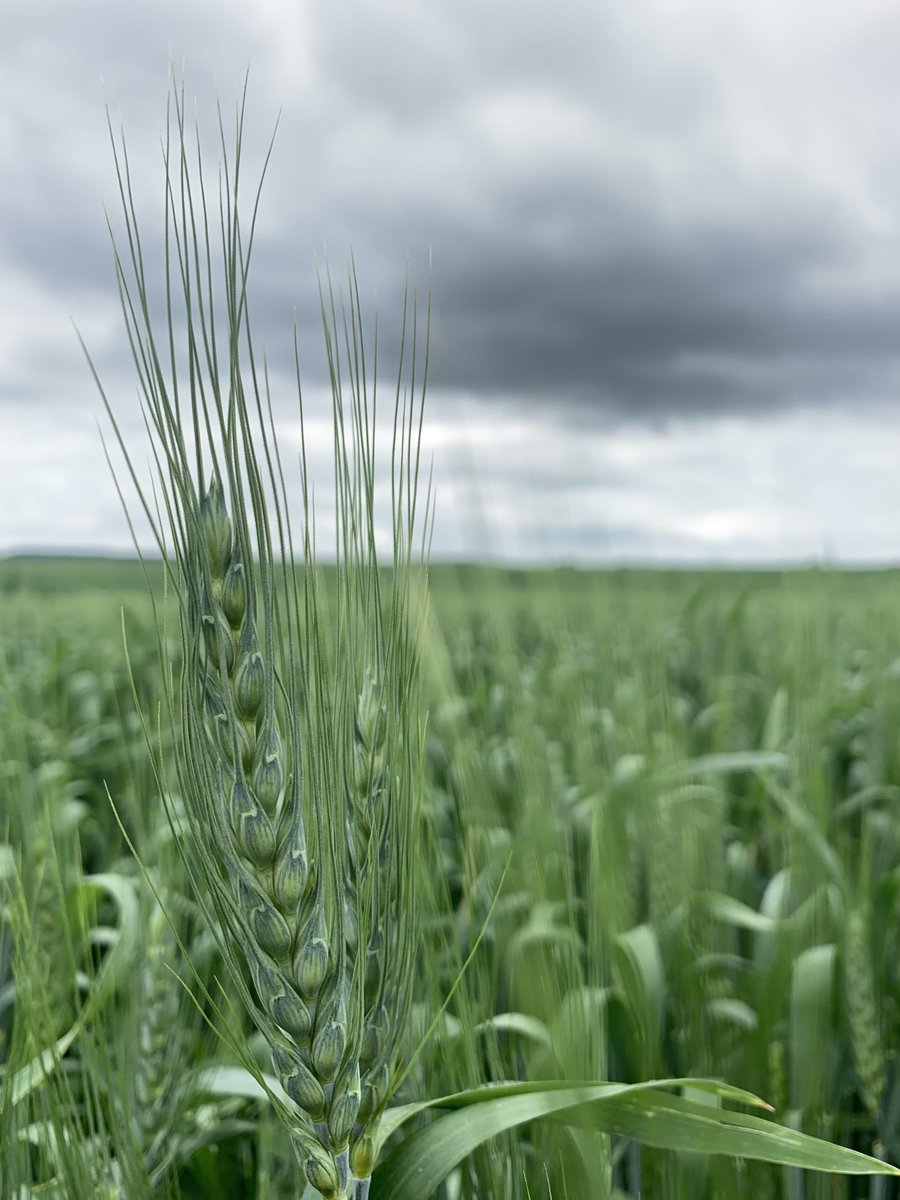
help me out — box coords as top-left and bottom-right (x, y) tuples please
(92, 74), (430, 1199)
(844, 904), (885, 1119)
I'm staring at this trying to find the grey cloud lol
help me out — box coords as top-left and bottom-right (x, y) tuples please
(255, 2), (900, 416)
(6, 0), (900, 431)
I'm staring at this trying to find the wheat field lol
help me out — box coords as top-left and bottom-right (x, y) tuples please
(4, 80), (900, 1200)
(4, 561), (900, 1197)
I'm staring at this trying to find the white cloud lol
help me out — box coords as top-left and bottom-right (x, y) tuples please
(424, 397), (900, 563)
(3, 380), (900, 564)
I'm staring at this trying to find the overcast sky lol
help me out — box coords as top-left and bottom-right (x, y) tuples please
(4, 0), (900, 563)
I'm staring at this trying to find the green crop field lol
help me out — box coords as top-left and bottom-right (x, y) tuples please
(5, 557), (900, 1197)
(4, 80), (900, 1200)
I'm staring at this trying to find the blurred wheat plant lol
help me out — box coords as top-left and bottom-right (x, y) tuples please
(88, 79), (429, 1199)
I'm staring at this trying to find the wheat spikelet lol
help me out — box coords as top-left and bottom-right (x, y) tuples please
(28, 828), (75, 1036)
(844, 905), (885, 1119)
(12, 808), (79, 1046)
(132, 896), (185, 1175)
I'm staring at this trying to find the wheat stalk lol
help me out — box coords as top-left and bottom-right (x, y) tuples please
(91, 75), (429, 1199)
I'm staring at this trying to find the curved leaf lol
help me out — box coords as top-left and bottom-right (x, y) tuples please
(696, 891), (793, 934)
(79, 872), (140, 1016)
(473, 1012), (553, 1049)
(369, 1077), (896, 1200)
(655, 751), (789, 784)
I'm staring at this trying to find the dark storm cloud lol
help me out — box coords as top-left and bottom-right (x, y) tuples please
(248, 0), (900, 416)
(6, 0), (900, 423)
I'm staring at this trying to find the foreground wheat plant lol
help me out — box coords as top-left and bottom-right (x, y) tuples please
(91, 79), (428, 1199)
